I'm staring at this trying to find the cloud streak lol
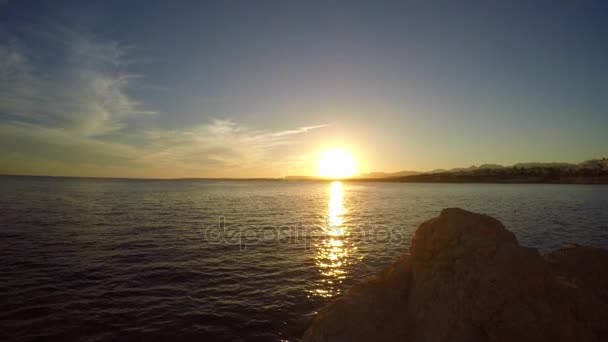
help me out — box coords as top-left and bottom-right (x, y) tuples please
(271, 124), (327, 137)
(0, 26), (326, 178)
(136, 119), (326, 177)
(0, 28), (153, 137)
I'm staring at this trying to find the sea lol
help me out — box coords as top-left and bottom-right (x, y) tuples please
(1, 176), (607, 341)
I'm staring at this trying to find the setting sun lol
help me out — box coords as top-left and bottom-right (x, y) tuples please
(318, 148), (357, 179)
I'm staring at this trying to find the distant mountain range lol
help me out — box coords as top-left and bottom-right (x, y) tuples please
(354, 170), (422, 179)
(286, 158), (608, 184)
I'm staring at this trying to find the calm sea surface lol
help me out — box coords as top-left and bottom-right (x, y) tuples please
(1, 176), (607, 341)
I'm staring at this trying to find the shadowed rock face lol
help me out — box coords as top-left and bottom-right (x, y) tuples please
(304, 208), (608, 342)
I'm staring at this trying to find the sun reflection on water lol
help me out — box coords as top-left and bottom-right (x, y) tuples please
(312, 181), (358, 298)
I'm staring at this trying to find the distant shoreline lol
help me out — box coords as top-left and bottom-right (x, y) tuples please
(292, 176), (608, 184)
(343, 174), (608, 184)
(2, 174), (607, 184)
(3, 158), (606, 184)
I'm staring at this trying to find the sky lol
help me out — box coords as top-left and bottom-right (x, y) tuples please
(1, 0), (607, 178)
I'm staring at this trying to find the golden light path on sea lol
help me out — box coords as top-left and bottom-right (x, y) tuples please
(312, 181), (358, 298)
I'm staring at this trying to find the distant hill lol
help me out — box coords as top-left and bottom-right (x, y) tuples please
(285, 158), (608, 184)
(355, 170), (421, 179)
(284, 175), (319, 181)
(384, 158), (608, 184)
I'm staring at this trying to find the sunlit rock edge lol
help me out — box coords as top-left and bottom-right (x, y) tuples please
(303, 208), (608, 342)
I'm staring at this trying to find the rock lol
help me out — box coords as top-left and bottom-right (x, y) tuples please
(304, 208), (608, 342)
(546, 244), (608, 339)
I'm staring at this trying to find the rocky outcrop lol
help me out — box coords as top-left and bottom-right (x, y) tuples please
(304, 208), (608, 342)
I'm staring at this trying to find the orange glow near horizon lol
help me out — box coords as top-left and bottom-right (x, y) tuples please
(317, 148), (357, 179)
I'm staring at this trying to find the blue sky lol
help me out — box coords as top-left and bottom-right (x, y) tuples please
(1, 0), (607, 177)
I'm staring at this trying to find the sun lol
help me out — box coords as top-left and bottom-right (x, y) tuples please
(318, 148), (357, 179)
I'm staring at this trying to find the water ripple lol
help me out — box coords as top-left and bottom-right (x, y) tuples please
(1, 177), (607, 341)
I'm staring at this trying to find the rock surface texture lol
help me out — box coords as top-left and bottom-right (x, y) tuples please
(304, 208), (608, 342)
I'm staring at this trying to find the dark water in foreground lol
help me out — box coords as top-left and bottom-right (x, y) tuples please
(1, 176), (607, 341)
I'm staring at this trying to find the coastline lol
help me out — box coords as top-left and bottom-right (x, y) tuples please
(2, 173), (607, 184)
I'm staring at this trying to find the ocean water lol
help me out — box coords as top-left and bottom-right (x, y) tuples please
(1, 176), (607, 341)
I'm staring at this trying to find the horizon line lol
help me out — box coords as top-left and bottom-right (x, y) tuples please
(1, 157), (605, 182)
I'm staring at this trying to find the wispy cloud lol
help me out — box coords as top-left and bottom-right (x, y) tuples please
(136, 119), (326, 177)
(0, 28), (153, 137)
(0, 25), (326, 177)
(0, 116), (326, 177)
(270, 124), (327, 137)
